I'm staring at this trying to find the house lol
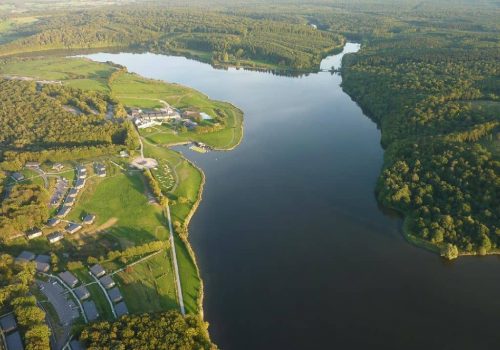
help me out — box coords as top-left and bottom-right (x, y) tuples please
(35, 255), (50, 264)
(35, 261), (50, 273)
(83, 214), (96, 225)
(47, 217), (61, 227)
(11, 172), (24, 182)
(47, 231), (64, 244)
(65, 223), (82, 234)
(25, 162), (40, 168)
(0, 314), (17, 333)
(115, 301), (129, 317)
(5, 331), (23, 350)
(99, 275), (115, 289)
(119, 150), (129, 158)
(67, 188), (79, 198)
(90, 264), (105, 277)
(74, 286), (90, 300)
(57, 206), (71, 218)
(107, 287), (123, 303)
(52, 163), (64, 171)
(82, 301), (99, 321)
(94, 163), (106, 177)
(58, 271), (79, 287)
(182, 119), (198, 130)
(26, 228), (43, 240)
(75, 178), (85, 189)
(15, 251), (35, 264)
(64, 196), (76, 206)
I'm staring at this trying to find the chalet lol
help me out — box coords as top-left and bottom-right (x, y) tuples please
(75, 178), (85, 189)
(94, 163), (106, 177)
(74, 286), (90, 300)
(15, 251), (35, 264)
(11, 172), (24, 182)
(107, 287), (123, 303)
(47, 231), (64, 244)
(90, 264), (105, 277)
(57, 206), (71, 218)
(47, 217), (61, 227)
(83, 214), (96, 225)
(25, 162), (40, 168)
(67, 188), (79, 198)
(6, 331), (23, 350)
(26, 228), (43, 240)
(82, 300), (99, 322)
(65, 223), (82, 234)
(35, 261), (50, 273)
(99, 275), (115, 289)
(59, 271), (79, 287)
(52, 163), (64, 171)
(34, 255), (50, 272)
(64, 196), (76, 207)
(0, 314), (17, 333)
(115, 301), (129, 318)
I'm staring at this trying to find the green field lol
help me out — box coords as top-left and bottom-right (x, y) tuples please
(114, 250), (179, 314)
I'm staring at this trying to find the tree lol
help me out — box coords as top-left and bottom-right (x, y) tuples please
(441, 243), (459, 260)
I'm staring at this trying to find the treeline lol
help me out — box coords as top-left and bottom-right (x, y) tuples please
(0, 79), (135, 170)
(0, 184), (49, 241)
(0, 8), (344, 71)
(0, 254), (51, 350)
(79, 310), (215, 349)
(340, 22), (499, 257)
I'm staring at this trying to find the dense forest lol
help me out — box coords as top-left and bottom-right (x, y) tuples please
(0, 8), (344, 70)
(0, 79), (135, 170)
(79, 310), (215, 349)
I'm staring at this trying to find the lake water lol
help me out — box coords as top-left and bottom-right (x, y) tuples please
(86, 44), (500, 349)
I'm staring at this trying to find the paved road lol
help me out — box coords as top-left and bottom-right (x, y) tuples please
(166, 204), (185, 315)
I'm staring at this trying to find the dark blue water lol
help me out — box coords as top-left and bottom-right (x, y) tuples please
(86, 44), (500, 350)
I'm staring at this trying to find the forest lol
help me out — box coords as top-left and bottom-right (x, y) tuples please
(0, 79), (135, 171)
(79, 310), (215, 349)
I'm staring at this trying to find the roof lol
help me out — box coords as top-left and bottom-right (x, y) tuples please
(35, 255), (50, 264)
(67, 188), (79, 197)
(35, 261), (50, 272)
(99, 275), (115, 289)
(83, 214), (95, 224)
(64, 197), (76, 205)
(57, 206), (71, 217)
(74, 286), (90, 300)
(11, 172), (24, 181)
(16, 251), (35, 262)
(65, 223), (82, 234)
(47, 218), (61, 227)
(0, 314), (17, 333)
(75, 179), (85, 187)
(25, 162), (40, 167)
(115, 301), (129, 317)
(59, 271), (79, 287)
(70, 340), (86, 350)
(47, 231), (63, 243)
(6, 331), (23, 350)
(90, 264), (105, 277)
(26, 228), (42, 238)
(82, 301), (99, 321)
(107, 287), (123, 302)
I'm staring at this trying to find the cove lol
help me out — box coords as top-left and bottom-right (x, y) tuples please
(85, 44), (500, 350)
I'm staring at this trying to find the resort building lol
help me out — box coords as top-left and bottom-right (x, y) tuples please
(65, 223), (82, 234)
(58, 271), (79, 287)
(74, 286), (90, 301)
(64, 196), (76, 206)
(47, 217), (61, 227)
(15, 251), (35, 264)
(99, 275), (115, 289)
(82, 301), (99, 322)
(67, 188), (79, 198)
(94, 163), (106, 177)
(83, 214), (96, 225)
(75, 178), (85, 189)
(26, 228), (43, 240)
(57, 205), (72, 218)
(90, 264), (106, 277)
(47, 231), (64, 244)
(107, 287), (123, 303)
(115, 301), (129, 318)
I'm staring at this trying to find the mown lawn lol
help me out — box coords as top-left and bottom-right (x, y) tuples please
(114, 250), (179, 314)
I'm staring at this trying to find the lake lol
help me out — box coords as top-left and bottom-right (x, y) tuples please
(86, 44), (500, 349)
